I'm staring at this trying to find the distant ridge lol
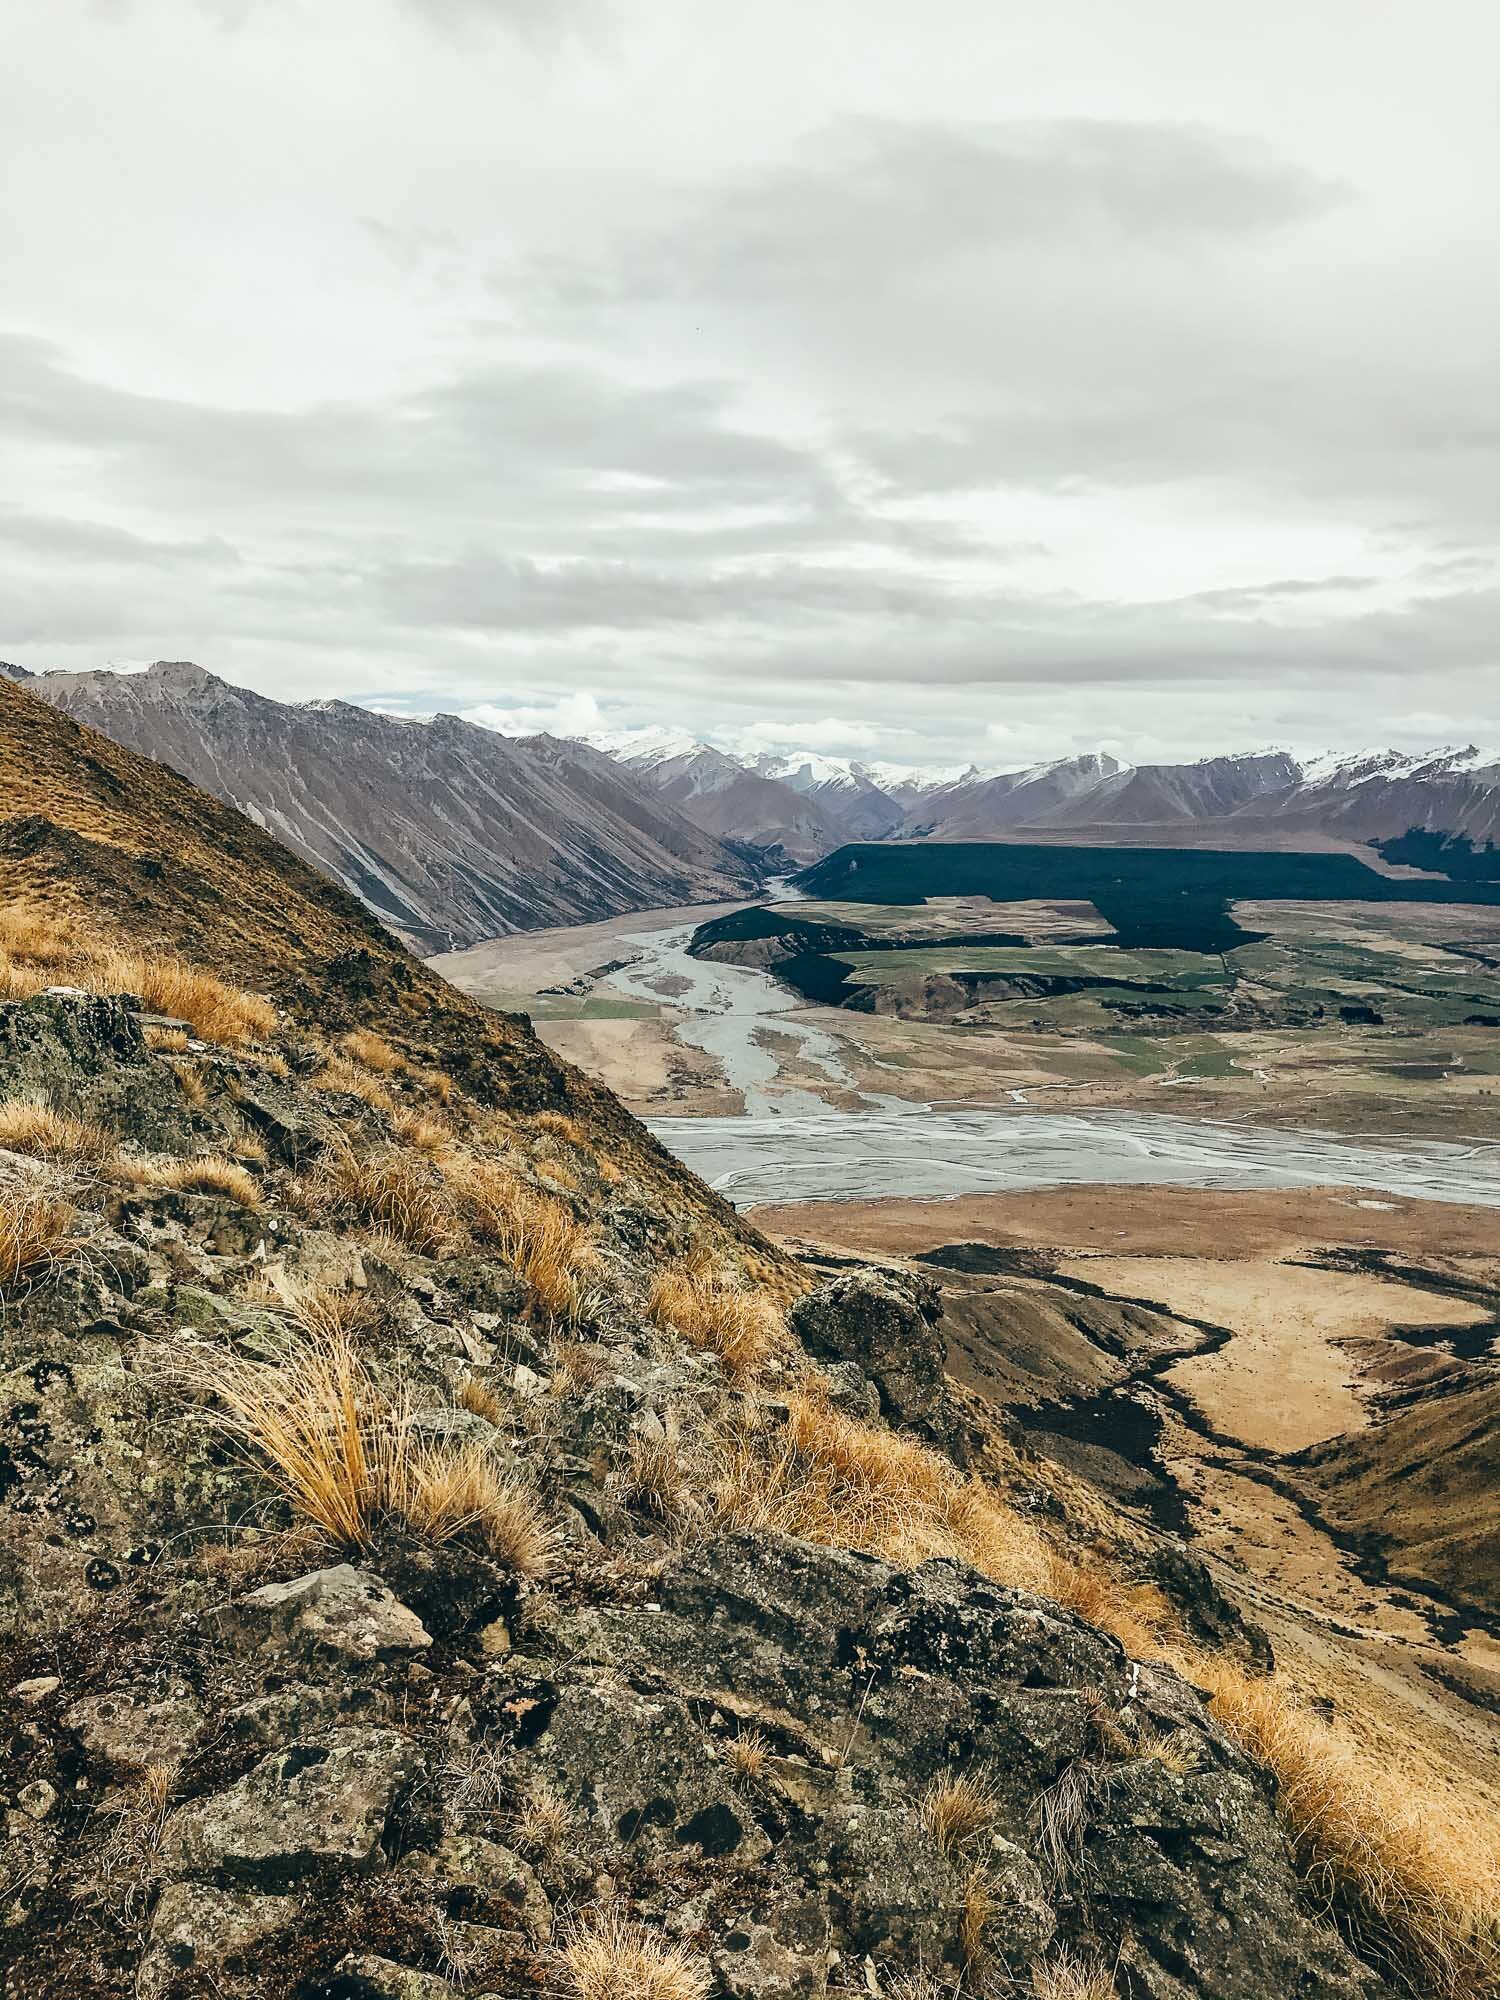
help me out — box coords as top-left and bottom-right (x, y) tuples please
(25, 661), (760, 951)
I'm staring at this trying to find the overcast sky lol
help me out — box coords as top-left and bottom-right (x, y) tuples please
(4, 0), (1499, 768)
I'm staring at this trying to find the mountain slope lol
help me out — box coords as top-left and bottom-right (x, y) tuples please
(749, 751), (905, 841)
(30, 662), (757, 951)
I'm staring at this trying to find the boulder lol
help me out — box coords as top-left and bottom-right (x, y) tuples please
(137, 1882), (297, 1999)
(790, 1269), (961, 1454)
(160, 1728), (421, 1886)
(216, 1564), (432, 1665)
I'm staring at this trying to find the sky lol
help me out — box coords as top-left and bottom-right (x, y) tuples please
(3, 0), (1499, 771)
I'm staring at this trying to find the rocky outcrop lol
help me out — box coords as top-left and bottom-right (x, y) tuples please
(791, 1268), (968, 1459)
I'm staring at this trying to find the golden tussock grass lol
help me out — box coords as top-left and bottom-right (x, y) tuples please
(457, 1375), (506, 1425)
(550, 1338), (607, 1396)
(0, 901), (76, 969)
(510, 1781), (576, 1857)
(313, 1053), (398, 1117)
(303, 1145), (455, 1254)
(0, 1099), (115, 1165)
(142, 1024), (191, 1053)
(555, 1907), (711, 2000)
(395, 1438), (556, 1576)
(1186, 1652), (1500, 1997)
(187, 1327), (553, 1573)
(1031, 1951), (1116, 2000)
(921, 1769), (998, 1855)
(392, 1108), (451, 1156)
(725, 1730), (770, 1783)
(452, 1161), (593, 1321)
(0, 1183), (79, 1288)
(648, 1263), (785, 1382)
(714, 1393), (1055, 1589)
(129, 1154), (263, 1207)
(291, 1279), (381, 1344)
(0, 911), (274, 1043)
(531, 1108), (587, 1148)
(959, 1866), (1000, 1977)
(93, 948), (277, 1045)
(622, 1430), (692, 1525)
(173, 1065), (209, 1110)
(339, 1028), (402, 1073)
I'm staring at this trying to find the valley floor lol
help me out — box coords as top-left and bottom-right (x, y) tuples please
(753, 1185), (1500, 1833)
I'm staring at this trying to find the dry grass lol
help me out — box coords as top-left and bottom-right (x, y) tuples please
(313, 1053), (398, 1117)
(0, 1182), (79, 1288)
(340, 1028), (402, 1074)
(457, 1375), (506, 1425)
(93, 948), (277, 1045)
(396, 1439), (556, 1577)
(0, 901), (75, 969)
(392, 1108), (450, 1156)
(0, 1099), (115, 1165)
(188, 1327), (553, 1574)
(921, 1769), (998, 1856)
(136, 1154), (263, 1206)
(532, 1109), (587, 1147)
(173, 1064), (209, 1110)
(1031, 1951), (1116, 2000)
(291, 1279), (381, 1344)
(648, 1262), (784, 1382)
(1188, 1653), (1500, 1997)
(555, 1907), (710, 2000)
(142, 1024), (191, 1053)
(550, 1338), (608, 1397)
(303, 1145), (455, 1254)
(621, 1429), (693, 1526)
(454, 1161), (593, 1321)
(959, 1866), (1000, 1978)
(714, 1394), (1056, 1589)
(510, 1782), (576, 1858)
(725, 1730), (770, 1784)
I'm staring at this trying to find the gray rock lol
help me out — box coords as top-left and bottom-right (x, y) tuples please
(790, 1269), (960, 1452)
(331, 1955), (457, 1999)
(137, 1882), (296, 1999)
(216, 1564), (432, 1664)
(713, 1921), (825, 1997)
(64, 1687), (203, 1776)
(403, 1831), (552, 1939)
(160, 1727), (421, 1884)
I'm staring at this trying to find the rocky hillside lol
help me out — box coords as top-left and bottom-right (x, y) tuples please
(1, 677), (1496, 2000)
(26, 662), (758, 951)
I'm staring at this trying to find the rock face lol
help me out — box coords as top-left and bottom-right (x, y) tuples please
(29, 661), (759, 949)
(791, 1269), (965, 1455)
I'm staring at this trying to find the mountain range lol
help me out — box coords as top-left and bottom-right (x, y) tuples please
(589, 727), (1500, 866)
(8, 661), (757, 952)
(7, 659), (1499, 952)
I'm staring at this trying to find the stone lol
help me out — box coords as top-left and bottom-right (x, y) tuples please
(11, 1676), (59, 1702)
(160, 1728), (421, 1884)
(790, 1269), (959, 1452)
(331, 1956), (457, 1999)
(403, 1831), (552, 1938)
(16, 1780), (57, 1822)
(64, 1687), (203, 1775)
(714, 1921), (825, 1998)
(137, 1882), (296, 2000)
(216, 1564), (432, 1664)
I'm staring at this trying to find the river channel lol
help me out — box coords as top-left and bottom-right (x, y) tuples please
(601, 909), (1500, 1210)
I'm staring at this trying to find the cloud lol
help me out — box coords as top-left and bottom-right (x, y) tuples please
(462, 689), (606, 736)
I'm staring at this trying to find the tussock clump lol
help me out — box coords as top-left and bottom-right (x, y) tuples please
(133, 1153), (263, 1207)
(340, 1028), (402, 1073)
(185, 1327), (553, 1572)
(725, 1730), (770, 1783)
(93, 948), (276, 1045)
(291, 1279), (381, 1344)
(142, 1024), (191, 1053)
(715, 1394), (1055, 1589)
(531, 1108), (587, 1148)
(313, 1052), (398, 1116)
(396, 1439), (556, 1577)
(0, 901), (75, 970)
(392, 1108), (450, 1156)
(1031, 1951), (1116, 2000)
(511, 1781), (575, 1857)
(1190, 1653), (1500, 1998)
(556, 1906), (711, 2000)
(303, 1145), (456, 1254)
(921, 1769), (998, 1855)
(453, 1161), (593, 1321)
(457, 1375), (506, 1425)
(0, 1099), (115, 1165)
(648, 1262), (784, 1382)
(173, 1064), (209, 1110)
(0, 1181), (79, 1288)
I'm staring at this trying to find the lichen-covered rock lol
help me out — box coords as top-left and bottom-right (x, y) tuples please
(402, 1832), (552, 1939)
(137, 1882), (298, 1999)
(160, 1729), (422, 1886)
(790, 1269), (961, 1454)
(63, 1685), (204, 1776)
(330, 1956), (457, 2000)
(216, 1564), (433, 1665)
